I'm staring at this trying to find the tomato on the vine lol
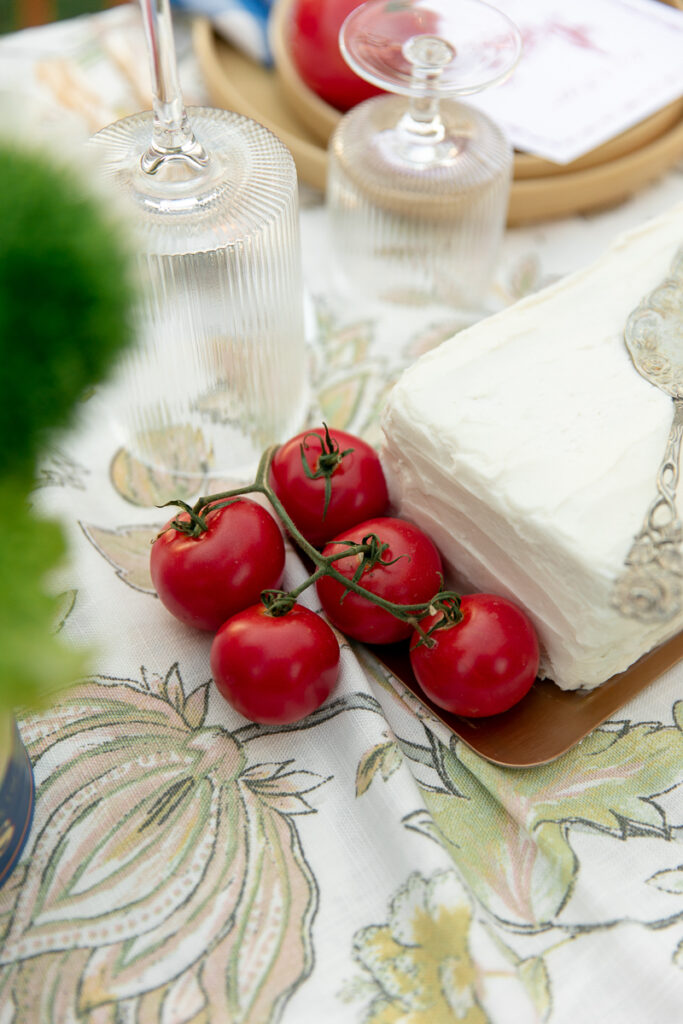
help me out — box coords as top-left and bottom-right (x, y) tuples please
(409, 594), (540, 718)
(150, 499), (285, 631)
(289, 0), (382, 110)
(316, 516), (443, 644)
(210, 602), (340, 724)
(269, 425), (388, 547)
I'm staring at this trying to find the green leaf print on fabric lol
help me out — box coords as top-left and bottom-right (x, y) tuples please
(356, 739), (403, 796)
(411, 715), (683, 927)
(357, 375), (403, 448)
(0, 665), (324, 1024)
(346, 871), (487, 1023)
(313, 304), (374, 370)
(647, 868), (683, 894)
(309, 300), (389, 438)
(80, 522), (159, 594)
(516, 957), (551, 1021)
(53, 589), (77, 632)
(0, 867), (26, 946)
(417, 770), (577, 926)
(110, 425), (214, 507)
(35, 448), (89, 491)
(317, 373), (373, 433)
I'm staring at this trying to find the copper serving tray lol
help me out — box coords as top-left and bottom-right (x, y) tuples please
(370, 631), (683, 768)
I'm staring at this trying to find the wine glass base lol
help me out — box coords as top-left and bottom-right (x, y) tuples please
(90, 108), (295, 250)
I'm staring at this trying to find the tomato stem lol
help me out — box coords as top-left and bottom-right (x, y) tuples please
(158, 498), (209, 538)
(173, 446), (463, 631)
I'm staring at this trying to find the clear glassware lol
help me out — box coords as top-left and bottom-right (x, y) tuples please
(327, 0), (522, 312)
(88, 0), (308, 481)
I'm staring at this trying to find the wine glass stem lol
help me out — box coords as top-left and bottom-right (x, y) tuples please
(399, 35), (454, 146)
(403, 93), (445, 142)
(139, 0), (207, 173)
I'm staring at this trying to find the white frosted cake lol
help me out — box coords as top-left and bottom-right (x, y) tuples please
(381, 204), (683, 690)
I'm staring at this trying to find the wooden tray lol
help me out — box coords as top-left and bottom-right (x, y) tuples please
(371, 630), (683, 768)
(269, 0), (683, 181)
(193, 7), (683, 225)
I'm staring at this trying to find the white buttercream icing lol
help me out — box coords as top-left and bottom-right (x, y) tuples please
(381, 203), (683, 690)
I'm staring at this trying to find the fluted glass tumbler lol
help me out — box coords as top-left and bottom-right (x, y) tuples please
(328, 96), (511, 309)
(90, 110), (307, 479)
(326, 0), (522, 312)
(88, 0), (307, 481)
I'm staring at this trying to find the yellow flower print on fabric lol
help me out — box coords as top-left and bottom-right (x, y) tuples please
(350, 871), (487, 1023)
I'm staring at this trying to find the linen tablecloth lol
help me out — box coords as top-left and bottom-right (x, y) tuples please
(2, 7), (683, 1022)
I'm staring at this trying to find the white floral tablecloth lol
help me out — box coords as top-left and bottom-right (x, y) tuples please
(2, 6), (683, 1023)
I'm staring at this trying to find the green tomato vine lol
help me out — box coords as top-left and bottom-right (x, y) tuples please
(162, 438), (463, 644)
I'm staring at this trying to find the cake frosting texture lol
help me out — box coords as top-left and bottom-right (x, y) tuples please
(381, 204), (683, 690)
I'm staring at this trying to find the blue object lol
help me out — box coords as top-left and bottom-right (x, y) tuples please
(172, 0), (274, 64)
(0, 718), (34, 889)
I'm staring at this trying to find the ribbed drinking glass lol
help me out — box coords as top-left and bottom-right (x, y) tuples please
(327, 0), (522, 312)
(89, 0), (308, 481)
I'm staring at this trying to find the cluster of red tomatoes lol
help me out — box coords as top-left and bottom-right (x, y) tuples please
(150, 427), (540, 726)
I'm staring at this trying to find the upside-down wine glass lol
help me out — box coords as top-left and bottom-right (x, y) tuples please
(327, 0), (522, 312)
(89, 0), (308, 482)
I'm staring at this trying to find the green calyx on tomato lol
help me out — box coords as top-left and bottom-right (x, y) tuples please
(260, 588), (298, 617)
(316, 517), (446, 645)
(329, 531), (405, 585)
(210, 602), (340, 725)
(150, 496), (285, 632)
(269, 424), (389, 547)
(299, 422), (354, 520)
(409, 594), (463, 647)
(409, 594), (540, 718)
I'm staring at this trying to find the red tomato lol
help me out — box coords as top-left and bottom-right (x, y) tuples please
(316, 516), (443, 644)
(210, 603), (340, 724)
(289, 0), (382, 110)
(150, 499), (285, 631)
(409, 594), (540, 718)
(269, 425), (388, 547)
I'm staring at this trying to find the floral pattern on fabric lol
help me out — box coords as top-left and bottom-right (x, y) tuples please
(2, 7), (683, 1022)
(344, 871), (487, 1023)
(355, 651), (683, 1020)
(0, 666), (325, 1023)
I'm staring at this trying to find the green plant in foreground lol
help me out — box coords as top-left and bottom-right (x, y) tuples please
(0, 144), (135, 716)
(0, 481), (87, 710)
(0, 146), (134, 480)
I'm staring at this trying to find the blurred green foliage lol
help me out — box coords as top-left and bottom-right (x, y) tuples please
(0, 481), (89, 710)
(0, 145), (134, 714)
(0, 148), (134, 480)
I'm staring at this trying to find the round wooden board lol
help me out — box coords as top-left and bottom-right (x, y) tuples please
(195, 17), (328, 187)
(194, 7), (683, 225)
(269, 0), (683, 181)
